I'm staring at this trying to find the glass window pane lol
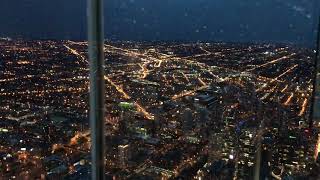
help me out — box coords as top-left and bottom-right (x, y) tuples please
(1, 0), (320, 179)
(0, 1), (90, 179)
(103, 1), (320, 179)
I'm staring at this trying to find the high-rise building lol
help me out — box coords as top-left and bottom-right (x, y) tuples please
(181, 108), (193, 133)
(118, 102), (135, 135)
(198, 107), (209, 123)
(151, 114), (161, 137)
(118, 144), (131, 168)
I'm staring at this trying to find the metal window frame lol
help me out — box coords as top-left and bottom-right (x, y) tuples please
(310, 15), (320, 129)
(87, 0), (105, 179)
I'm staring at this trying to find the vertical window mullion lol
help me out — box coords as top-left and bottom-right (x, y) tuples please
(87, 0), (105, 179)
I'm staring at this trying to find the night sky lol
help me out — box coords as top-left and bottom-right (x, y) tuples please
(0, 0), (319, 46)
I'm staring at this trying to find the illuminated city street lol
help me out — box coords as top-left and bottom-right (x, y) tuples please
(0, 39), (319, 179)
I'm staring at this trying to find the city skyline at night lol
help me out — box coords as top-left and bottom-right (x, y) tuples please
(1, 0), (320, 179)
(0, 39), (319, 179)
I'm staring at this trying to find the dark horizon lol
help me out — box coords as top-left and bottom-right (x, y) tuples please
(0, 37), (315, 49)
(0, 0), (320, 47)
